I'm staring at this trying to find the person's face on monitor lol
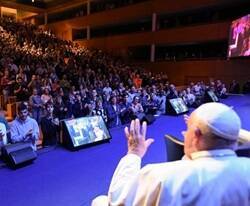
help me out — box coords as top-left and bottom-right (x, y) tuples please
(19, 109), (29, 121)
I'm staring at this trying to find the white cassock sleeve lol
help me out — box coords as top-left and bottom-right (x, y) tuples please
(108, 154), (165, 206)
(108, 154), (141, 205)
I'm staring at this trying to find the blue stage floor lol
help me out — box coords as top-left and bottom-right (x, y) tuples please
(0, 95), (250, 206)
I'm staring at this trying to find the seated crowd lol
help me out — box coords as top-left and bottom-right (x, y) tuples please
(0, 17), (246, 150)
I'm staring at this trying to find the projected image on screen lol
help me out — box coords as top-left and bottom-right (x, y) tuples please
(64, 116), (111, 147)
(207, 90), (219, 102)
(169, 98), (188, 114)
(228, 14), (250, 57)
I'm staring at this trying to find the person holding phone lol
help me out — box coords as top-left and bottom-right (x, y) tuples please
(10, 102), (39, 150)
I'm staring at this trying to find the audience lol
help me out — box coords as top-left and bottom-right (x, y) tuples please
(0, 16), (246, 149)
(92, 102), (250, 205)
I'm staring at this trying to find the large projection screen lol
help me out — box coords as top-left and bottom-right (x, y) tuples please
(228, 14), (250, 58)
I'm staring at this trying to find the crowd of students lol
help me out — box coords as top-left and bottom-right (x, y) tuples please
(0, 17), (248, 148)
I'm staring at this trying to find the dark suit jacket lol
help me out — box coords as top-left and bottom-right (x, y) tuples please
(106, 103), (122, 128)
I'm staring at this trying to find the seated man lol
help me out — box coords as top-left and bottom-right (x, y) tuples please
(10, 102), (39, 150)
(92, 102), (250, 206)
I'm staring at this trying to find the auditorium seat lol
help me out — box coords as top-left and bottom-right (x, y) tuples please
(164, 134), (184, 162)
(0, 95), (4, 109)
(164, 130), (250, 161)
(7, 96), (17, 104)
(6, 103), (16, 121)
(237, 129), (250, 157)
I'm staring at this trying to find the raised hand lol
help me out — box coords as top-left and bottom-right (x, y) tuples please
(125, 119), (154, 158)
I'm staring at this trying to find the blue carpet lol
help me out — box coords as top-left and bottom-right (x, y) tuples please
(0, 95), (249, 206)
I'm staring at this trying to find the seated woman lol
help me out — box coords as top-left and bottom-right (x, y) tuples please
(40, 102), (60, 147)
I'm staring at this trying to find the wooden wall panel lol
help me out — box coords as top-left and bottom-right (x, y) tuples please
(153, 0), (236, 15)
(153, 22), (229, 45)
(75, 22), (229, 50)
(47, 0), (240, 29)
(76, 31), (153, 50)
(138, 59), (250, 86)
(48, 1), (152, 29)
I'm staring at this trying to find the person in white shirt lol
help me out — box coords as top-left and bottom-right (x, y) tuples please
(103, 82), (112, 99)
(185, 87), (196, 107)
(92, 102), (250, 206)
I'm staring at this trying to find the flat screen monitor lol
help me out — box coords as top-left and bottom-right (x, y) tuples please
(207, 90), (219, 102)
(228, 14), (250, 58)
(63, 116), (111, 149)
(168, 98), (189, 115)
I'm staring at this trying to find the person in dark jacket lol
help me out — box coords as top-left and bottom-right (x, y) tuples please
(106, 96), (121, 128)
(40, 101), (60, 147)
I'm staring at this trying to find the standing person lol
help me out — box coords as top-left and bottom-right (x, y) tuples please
(92, 102), (250, 205)
(40, 102), (59, 147)
(1, 70), (15, 107)
(29, 88), (43, 123)
(119, 94), (132, 124)
(72, 93), (85, 118)
(10, 102), (40, 150)
(54, 96), (68, 120)
(13, 77), (29, 102)
(106, 96), (121, 128)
